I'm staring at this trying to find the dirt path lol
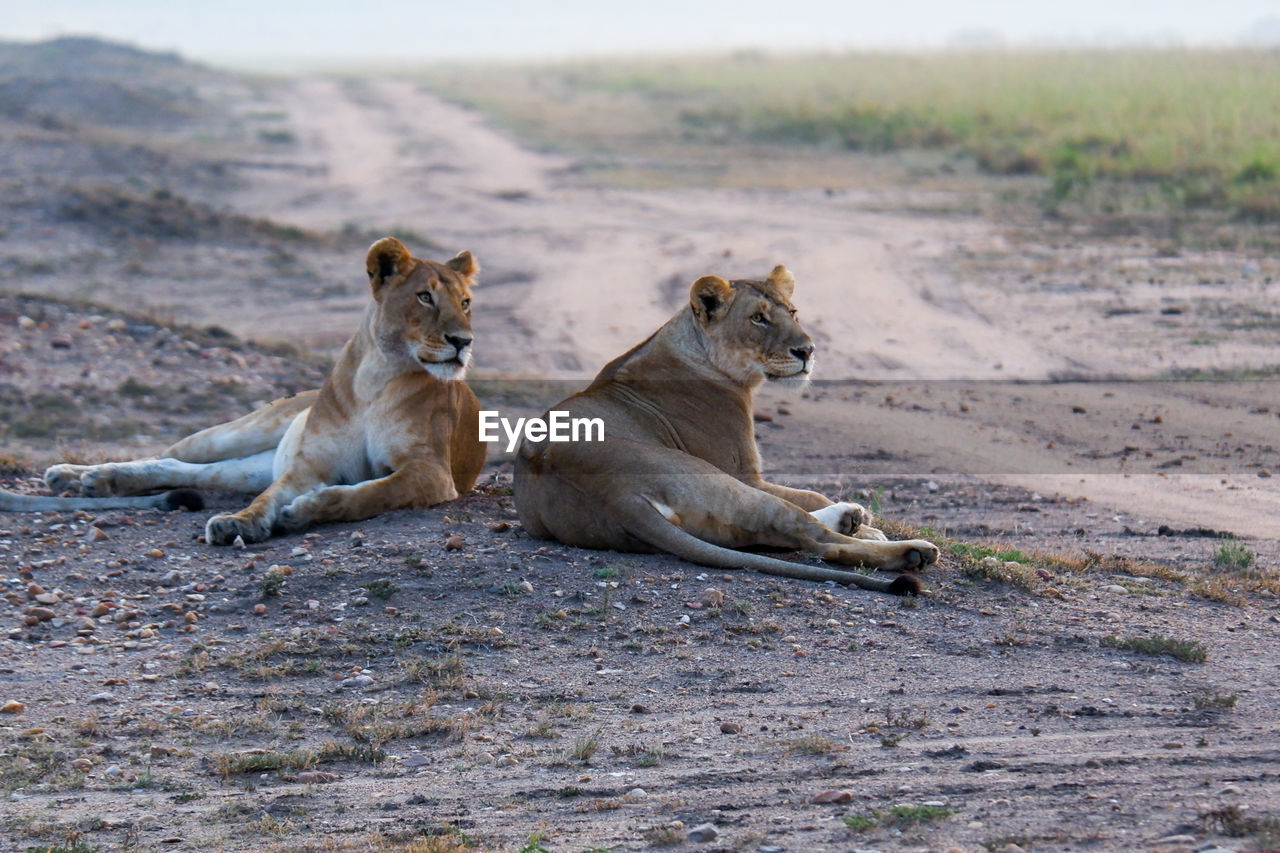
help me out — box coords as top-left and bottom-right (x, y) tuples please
(241, 78), (1061, 380)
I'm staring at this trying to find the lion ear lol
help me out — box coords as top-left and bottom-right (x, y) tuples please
(690, 275), (733, 325)
(446, 250), (479, 281)
(766, 264), (795, 298)
(366, 237), (413, 293)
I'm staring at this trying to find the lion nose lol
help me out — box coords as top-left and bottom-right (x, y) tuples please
(790, 344), (814, 362)
(446, 334), (473, 352)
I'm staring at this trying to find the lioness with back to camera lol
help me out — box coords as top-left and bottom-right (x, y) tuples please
(2, 238), (485, 543)
(514, 264), (939, 595)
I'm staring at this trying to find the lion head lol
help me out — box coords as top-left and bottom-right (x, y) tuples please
(365, 237), (478, 381)
(688, 264), (814, 386)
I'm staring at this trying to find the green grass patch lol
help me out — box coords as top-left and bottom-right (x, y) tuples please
(362, 578), (399, 600)
(1102, 633), (1207, 663)
(844, 804), (954, 831)
(419, 49), (1280, 221)
(1214, 538), (1257, 572)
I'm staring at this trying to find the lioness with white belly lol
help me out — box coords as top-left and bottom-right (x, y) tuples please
(9, 237), (485, 543)
(514, 265), (938, 595)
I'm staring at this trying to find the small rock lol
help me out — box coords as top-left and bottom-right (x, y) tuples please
(926, 480), (940, 492)
(686, 823), (718, 843)
(253, 603), (267, 616)
(519, 580), (534, 593)
(34, 593), (59, 605)
(148, 548), (165, 559)
(720, 722), (742, 735)
(104, 764), (122, 779)
(1219, 784), (1242, 795)
(88, 692), (115, 704)
(1, 700), (24, 714)
(1259, 469), (1272, 478)
(89, 527), (109, 542)
(811, 789), (854, 804)
(26, 607), (56, 622)
(1103, 584), (1129, 595)
(1154, 836), (1197, 845)
(232, 535), (247, 549)
(343, 675), (375, 688)
(627, 787), (647, 798)
(400, 754), (430, 768)
(17, 315), (36, 329)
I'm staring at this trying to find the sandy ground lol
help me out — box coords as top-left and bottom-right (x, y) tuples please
(1, 44), (1278, 853)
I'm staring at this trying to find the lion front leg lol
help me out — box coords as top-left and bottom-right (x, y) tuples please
(278, 466), (457, 532)
(752, 479), (832, 512)
(205, 473), (315, 545)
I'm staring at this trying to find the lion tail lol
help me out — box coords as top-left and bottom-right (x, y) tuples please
(0, 489), (205, 513)
(625, 501), (921, 596)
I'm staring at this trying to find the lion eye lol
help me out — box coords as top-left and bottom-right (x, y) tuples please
(461, 298), (471, 312)
(416, 291), (434, 307)
(751, 312), (769, 326)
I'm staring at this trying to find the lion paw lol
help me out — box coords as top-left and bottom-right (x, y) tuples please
(854, 524), (889, 541)
(80, 465), (123, 497)
(277, 495), (317, 531)
(44, 463), (90, 493)
(901, 540), (940, 570)
(810, 501), (871, 536)
(205, 512), (271, 546)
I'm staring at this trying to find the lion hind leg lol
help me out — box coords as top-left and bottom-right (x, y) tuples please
(629, 496), (916, 595)
(71, 452), (277, 497)
(165, 391), (317, 463)
(641, 476), (936, 575)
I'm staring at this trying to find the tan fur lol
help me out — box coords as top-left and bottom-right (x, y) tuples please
(514, 265), (939, 594)
(31, 238), (485, 544)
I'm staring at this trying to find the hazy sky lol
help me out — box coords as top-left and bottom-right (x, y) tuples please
(5, 0), (1280, 66)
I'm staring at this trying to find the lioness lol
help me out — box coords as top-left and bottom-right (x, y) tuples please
(4, 237), (485, 544)
(514, 265), (939, 595)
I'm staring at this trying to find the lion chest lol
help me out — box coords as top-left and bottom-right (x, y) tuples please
(304, 402), (416, 484)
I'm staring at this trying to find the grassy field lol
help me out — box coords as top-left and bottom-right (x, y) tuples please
(418, 49), (1280, 224)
